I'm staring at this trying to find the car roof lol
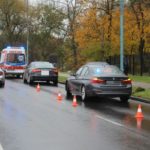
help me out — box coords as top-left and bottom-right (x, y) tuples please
(86, 62), (109, 65)
(31, 61), (50, 63)
(29, 61), (54, 67)
(30, 61), (52, 65)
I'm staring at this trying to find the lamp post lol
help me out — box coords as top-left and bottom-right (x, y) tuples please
(120, 0), (124, 71)
(26, 0), (29, 64)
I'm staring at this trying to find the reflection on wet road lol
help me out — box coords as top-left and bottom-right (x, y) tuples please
(0, 78), (150, 150)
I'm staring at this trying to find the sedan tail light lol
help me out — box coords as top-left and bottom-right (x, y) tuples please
(91, 77), (106, 84)
(121, 78), (132, 84)
(32, 69), (41, 73)
(52, 68), (58, 74)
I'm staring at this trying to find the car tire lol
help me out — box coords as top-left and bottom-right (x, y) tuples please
(23, 75), (27, 84)
(120, 96), (129, 103)
(24, 78), (27, 84)
(81, 86), (88, 101)
(17, 75), (21, 78)
(46, 80), (50, 85)
(27, 75), (33, 85)
(0, 82), (5, 88)
(66, 83), (71, 98)
(53, 81), (58, 86)
(2, 82), (5, 87)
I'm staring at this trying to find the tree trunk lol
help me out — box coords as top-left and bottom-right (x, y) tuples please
(132, 55), (135, 75)
(72, 37), (77, 68)
(139, 38), (145, 76)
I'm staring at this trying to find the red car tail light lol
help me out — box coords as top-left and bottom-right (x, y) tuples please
(32, 69), (41, 73)
(52, 68), (58, 74)
(121, 78), (132, 84)
(91, 77), (106, 84)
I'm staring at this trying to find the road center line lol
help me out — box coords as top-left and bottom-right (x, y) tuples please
(96, 115), (124, 127)
(0, 144), (4, 150)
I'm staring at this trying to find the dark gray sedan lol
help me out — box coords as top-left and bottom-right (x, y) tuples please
(65, 62), (132, 102)
(23, 61), (58, 86)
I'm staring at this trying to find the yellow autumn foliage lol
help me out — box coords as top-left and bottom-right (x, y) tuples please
(75, 3), (150, 62)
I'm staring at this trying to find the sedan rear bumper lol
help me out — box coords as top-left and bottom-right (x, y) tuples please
(5, 69), (24, 75)
(86, 86), (132, 98)
(30, 75), (58, 82)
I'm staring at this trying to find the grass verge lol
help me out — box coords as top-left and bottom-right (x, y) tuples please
(129, 75), (150, 83)
(58, 72), (68, 83)
(58, 75), (67, 84)
(132, 87), (150, 100)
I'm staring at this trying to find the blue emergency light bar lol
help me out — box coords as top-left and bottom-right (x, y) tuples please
(6, 46), (11, 49)
(6, 46), (25, 50)
(20, 47), (25, 50)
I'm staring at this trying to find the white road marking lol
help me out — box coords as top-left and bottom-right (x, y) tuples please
(96, 115), (124, 127)
(0, 144), (4, 150)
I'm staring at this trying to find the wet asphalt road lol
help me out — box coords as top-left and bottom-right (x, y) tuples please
(0, 78), (150, 150)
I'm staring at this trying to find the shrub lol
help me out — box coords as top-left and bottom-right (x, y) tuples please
(135, 87), (145, 93)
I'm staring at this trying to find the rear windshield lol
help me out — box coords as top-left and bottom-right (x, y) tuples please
(90, 66), (124, 76)
(33, 62), (54, 68)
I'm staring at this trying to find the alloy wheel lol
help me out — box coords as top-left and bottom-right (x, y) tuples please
(81, 86), (86, 101)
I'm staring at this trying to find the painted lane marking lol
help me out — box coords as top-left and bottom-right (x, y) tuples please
(0, 144), (4, 150)
(96, 115), (124, 127)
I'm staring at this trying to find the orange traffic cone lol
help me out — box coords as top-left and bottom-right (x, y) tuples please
(57, 91), (62, 101)
(136, 117), (143, 129)
(72, 95), (78, 107)
(36, 83), (40, 92)
(135, 104), (144, 118)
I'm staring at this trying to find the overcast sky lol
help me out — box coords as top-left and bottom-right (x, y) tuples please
(29, 0), (38, 5)
(28, 0), (68, 7)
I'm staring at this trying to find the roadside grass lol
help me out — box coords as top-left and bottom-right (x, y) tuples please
(58, 76), (67, 84)
(129, 75), (150, 100)
(129, 74), (150, 83)
(132, 87), (150, 100)
(58, 72), (68, 83)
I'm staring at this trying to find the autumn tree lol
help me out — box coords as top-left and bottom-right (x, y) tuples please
(129, 0), (147, 75)
(97, 0), (115, 54)
(61, 0), (90, 69)
(75, 5), (103, 62)
(0, 0), (26, 47)
(27, 3), (65, 62)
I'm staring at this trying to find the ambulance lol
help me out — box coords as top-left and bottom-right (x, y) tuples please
(0, 46), (27, 78)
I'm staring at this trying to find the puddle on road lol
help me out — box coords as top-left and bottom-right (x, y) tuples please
(81, 98), (150, 134)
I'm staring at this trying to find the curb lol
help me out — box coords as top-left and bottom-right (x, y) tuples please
(130, 96), (150, 104)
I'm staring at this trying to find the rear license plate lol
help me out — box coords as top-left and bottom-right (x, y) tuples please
(107, 81), (120, 84)
(41, 70), (49, 76)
